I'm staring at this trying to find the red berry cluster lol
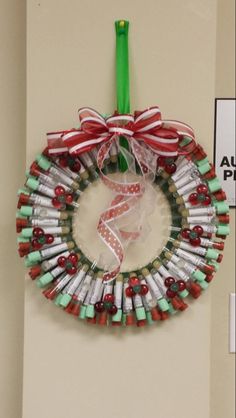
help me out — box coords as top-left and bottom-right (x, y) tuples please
(57, 253), (78, 274)
(58, 155), (81, 172)
(164, 277), (186, 298)
(125, 276), (148, 297)
(95, 294), (118, 315)
(188, 184), (211, 206)
(32, 227), (54, 249)
(52, 185), (74, 208)
(181, 225), (204, 246)
(157, 156), (177, 174)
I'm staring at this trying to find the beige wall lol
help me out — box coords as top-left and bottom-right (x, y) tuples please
(0, 1), (26, 418)
(210, 1), (235, 418)
(0, 1), (234, 418)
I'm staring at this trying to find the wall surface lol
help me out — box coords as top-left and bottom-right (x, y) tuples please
(0, 1), (26, 418)
(210, 1), (235, 418)
(23, 2), (217, 418)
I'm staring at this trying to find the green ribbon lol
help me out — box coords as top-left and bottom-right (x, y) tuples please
(115, 20), (130, 171)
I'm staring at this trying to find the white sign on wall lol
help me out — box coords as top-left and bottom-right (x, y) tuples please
(214, 98), (236, 207)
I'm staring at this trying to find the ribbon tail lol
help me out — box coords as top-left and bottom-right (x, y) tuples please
(47, 131), (69, 155)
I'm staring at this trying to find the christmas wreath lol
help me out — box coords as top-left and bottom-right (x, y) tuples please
(16, 21), (230, 327)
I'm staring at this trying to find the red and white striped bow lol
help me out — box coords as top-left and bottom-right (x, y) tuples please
(47, 106), (195, 157)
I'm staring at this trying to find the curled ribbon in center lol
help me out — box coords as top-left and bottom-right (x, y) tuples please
(47, 106), (196, 281)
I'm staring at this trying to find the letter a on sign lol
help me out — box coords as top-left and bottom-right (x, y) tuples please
(214, 99), (236, 207)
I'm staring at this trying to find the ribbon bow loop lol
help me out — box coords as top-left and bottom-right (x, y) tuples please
(133, 107), (162, 133)
(47, 105), (195, 158)
(78, 108), (108, 135)
(106, 114), (134, 137)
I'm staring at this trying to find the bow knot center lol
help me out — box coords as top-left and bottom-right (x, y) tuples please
(108, 125), (134, 137)
(106, 114), (134, 137)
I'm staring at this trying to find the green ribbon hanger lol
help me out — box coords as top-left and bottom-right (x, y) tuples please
(115, 20), (130, 172)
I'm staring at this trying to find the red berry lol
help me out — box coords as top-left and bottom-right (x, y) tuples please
(203, 194), (211, 206)
(45, 234), (54, 244)
(129, 277), (140, 287)
(95, 301), (105, 313)
(71, 160), (81, 172)
(104, 293), (115, 304)
(188, 193), (198, 205)
(181, 228), (191, 239)
(31, 239), (42, 249)
(189, 237), (201, 246)
(108, 305), (118, 315)
(67, 265), (77, 275)
(196, 184), (208, 195)
(177, 280), (186, 291)
(33, 227), (44, 238)
(165, 163), (176, 174)
(55, 185), (65, 196)
(193, 225), (204, 236)
(164, 277), (175, 287)
(52, 197), (62, 208)
(66, 194), (74, 204)
(157, 156), (166, 167)
(166, 288), (176, 298)
(58, 256), (66, 267)
(125, 286), (135, 297)
(68, 253), (78, 265)
(59, 157), (68, 168)
(140, 284), (149, 295)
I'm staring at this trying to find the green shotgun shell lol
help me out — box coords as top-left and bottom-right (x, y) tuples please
(27, 250), (41, 264)
(199, 280), (209, 290)
(170, 230), (180, 240)
(21, 228), (33, 238)
(36, 154), (51, 171)
(192, 269), (206, 282)
(216, 223), (230, 236)
(26, 177), (40, 191)
(168, 303), (177, 315)
(157, 298), (169, 312)
(37, 272), (53, 287)
(79, 305), (87, 319)
(135, 307), (146, 321)
(16, 210), (27, 219)
(146, 311), (154, 324)
(208, 260), (220, 271)
(207, 178), (221, 193)
(196, 157), (211, 174)
(206, 248), (219, 260)
(196, 157), (209, 167)
(179, 289), (189, 299)
(85, 304), (95, 318)
(54, 293), (63, 306)
(20, 206), (33, 217)
(213, 200), (229, 214)
(112, 309), (122, 322)
(198, 161), (211, 175)
(122, 313), (127, 325)
(24, 257), (37, 267)
(17, 237), (29, 243)
(59, 294), (72, 308)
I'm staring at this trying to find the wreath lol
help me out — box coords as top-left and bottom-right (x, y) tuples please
(16, 21), (230, 328)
